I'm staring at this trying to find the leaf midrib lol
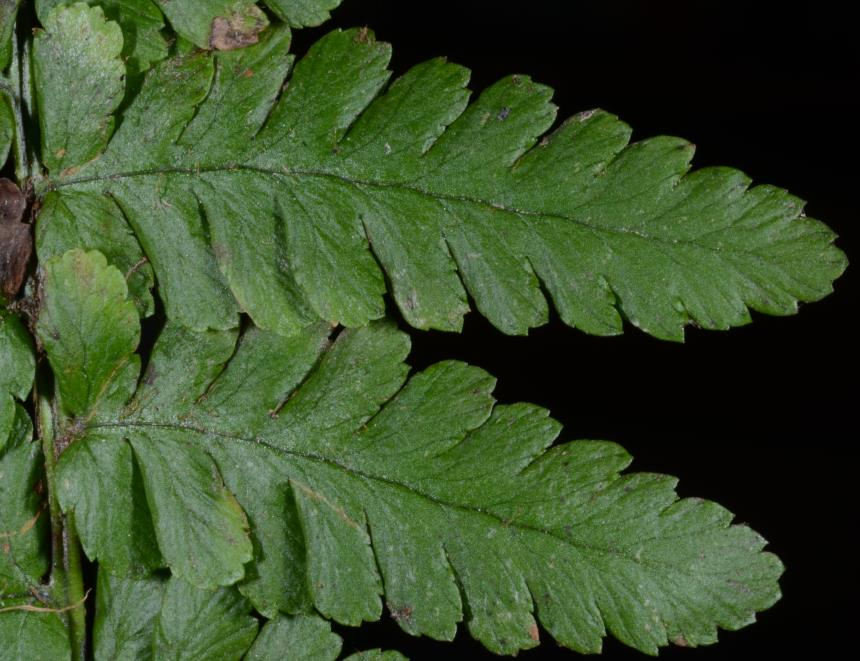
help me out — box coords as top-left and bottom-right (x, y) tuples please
(45, 164), (760, 259)
(89, 418), (718, 576)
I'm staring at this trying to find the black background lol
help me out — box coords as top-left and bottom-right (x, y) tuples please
(293, 1), (857, 659)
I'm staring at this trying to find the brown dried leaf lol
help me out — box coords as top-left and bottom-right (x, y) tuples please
(0, 178), (31, 299)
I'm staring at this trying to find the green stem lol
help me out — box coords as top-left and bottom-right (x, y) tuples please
(37, 390), (63, 580)
(64, 511), (87, 661)
(37, 390), (87, 661)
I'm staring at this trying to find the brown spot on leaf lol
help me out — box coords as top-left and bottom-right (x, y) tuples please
(672, 634), (689, 647)
(16, 507), (43, 538)
(390, 604), (414, 623)
(0, 178), (32, 300)
(209, 6), (268, 51)
(143, 366), (158, 386)
(211, 241), (228, 262)
(529, 623), (540, 642)
(58, 165), (81, 179)
(355, 27), (371, 44)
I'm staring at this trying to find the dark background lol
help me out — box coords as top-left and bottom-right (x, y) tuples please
(294, 1), (857, 659)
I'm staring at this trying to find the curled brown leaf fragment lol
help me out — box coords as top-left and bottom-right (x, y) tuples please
(0, 178), (31, 300)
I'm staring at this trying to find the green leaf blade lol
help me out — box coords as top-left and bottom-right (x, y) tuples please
(155, 0), (268, 50)
(42, 28), (845, 339)
(245, 614), (342, 661)
(93, 569), (165, 661)
(41, 250), (251, 587)
(344, 652), (408, 661)
(57, 432), (163, 576)
(0, 91), (12, 169)
(33, 2), (125, 173)
(128, 430), (253, 588)
(0, 1), (21, 72)
(36, 1), (168, 79)
(74, 49), (242, 331)
(266, 0), (342, 28)
(153, 577), (258, 660)
(0, 397), (68, 660)
(36, 191), (155, 317)
(0, 312), (35, 402)
(47, 275), (784, 655)
(0, 611), (71, 661)
(0, 405), (48, 597)
(2, 5), (841, 659)
(37, 249), (139, 419)
(98, 0), (168, 78)
(96, 572), (315, 661)
(153, 0), (340, 49)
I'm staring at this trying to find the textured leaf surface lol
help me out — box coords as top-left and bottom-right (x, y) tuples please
(36, 1), (168, 79)
(267, 0), (342, 27)
(0, 310), (33, 451)
(41, 250), (251, 587)
(37, 25), (846, 340)
(32, 3), (125, 173)
(93, 569), (165, 661)
(94, 575), (385, 661)
(49, 249), (784, 655)
(93, 569), (258, 660)
(0, 95), (12, 167)
(246, 614), (342, 661)
(153, 577), (258, 660)
(0, 311), (34, 399)
(344, 652), (407, 661)
(57, 427), (163, 577)
(0, 314), (41, 611)
(37, 249), (139, 419)
(0, 316), (65, 659)
(36, 190), (155, 317)
(0, 0), (20, 72)
(154, 0), (268, 49)
(151, 0), (340, 47)
(0, 611), (71, 661)
(36, 250), (163, 578)
(0, 404), (46, 600)
(65, 575), (407, 661)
